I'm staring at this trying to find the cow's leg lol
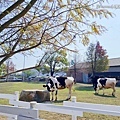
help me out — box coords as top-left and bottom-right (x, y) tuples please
(98, 88), (100, 94)
(112, 87), (116, 97)
(51, 92), (54, 101)
(96, 87), (99, 94)
(103, 88), (105, 95)
(66, 86), (72, 100)
(54, 90), (58, 101)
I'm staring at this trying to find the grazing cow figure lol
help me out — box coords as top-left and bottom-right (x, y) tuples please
(43, 76), (74, 101)
(90, 76), (117, 97)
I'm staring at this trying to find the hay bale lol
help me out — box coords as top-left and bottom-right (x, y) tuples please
(19, 89), (50, 103)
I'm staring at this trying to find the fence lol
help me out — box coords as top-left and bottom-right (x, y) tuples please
(0, 92), (120, 120)
(0, 91), (40, 120)
(63, 96), (120, 120)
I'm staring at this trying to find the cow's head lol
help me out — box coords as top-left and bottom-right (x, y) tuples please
(43, 77), (55, 92)
(90, 76), (99, 91)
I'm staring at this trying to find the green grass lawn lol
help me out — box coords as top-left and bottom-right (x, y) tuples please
(0, 82), (120, 120)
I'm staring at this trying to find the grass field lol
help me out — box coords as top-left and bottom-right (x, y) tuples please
(0, 82), (120, 120)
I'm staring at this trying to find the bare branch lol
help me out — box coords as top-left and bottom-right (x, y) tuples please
(0, 0), (37, 32)
(0, 0), (25, 20)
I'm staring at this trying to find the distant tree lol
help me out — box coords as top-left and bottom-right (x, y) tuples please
(24, 69), (39, 78)
(23, 70), (32, 78)
(36, 64), (50, 75)
(86, 41), (109, 75)
(37, 49), (68, 76)
(0, 64), (6, 76)
(36, 63), (68, 76)
(7, 61), (15, 72)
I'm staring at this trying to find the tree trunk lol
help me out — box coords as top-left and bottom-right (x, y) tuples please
(93, 49), (97, 76)
(51, 71), (54, 76)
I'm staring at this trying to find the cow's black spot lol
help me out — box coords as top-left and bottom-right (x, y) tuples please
(55, 83), (58, 89)
(46, 85), (51, 92)
(91, 76), (99, 91)
(99, 78), (107, 87)
(56, 77), (66, 88)
(45, 79), (54, 92)
(91, 76), (105, 91)
(48, 79), (54, 88)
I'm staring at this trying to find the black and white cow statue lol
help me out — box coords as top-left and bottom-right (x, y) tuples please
(43, 76), (75, 101)
(90, 76), (117, 97)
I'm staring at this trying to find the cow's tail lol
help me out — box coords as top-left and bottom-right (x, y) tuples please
(116, 79), (119, 82)
(115, 78), (119, 83)
(115, 79), (119, 87)
(73, 78), (76, 84)
(72, 78), (76, 92)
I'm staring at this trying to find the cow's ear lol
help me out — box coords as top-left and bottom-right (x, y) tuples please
(43, 85), (47, 87)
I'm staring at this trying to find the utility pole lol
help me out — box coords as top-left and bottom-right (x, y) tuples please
(74, 54), (76, 83)
(73, 47), (77, 83)
(22, 53), (25, 81)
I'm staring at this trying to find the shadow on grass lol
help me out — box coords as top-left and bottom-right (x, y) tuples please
(75, 85), (93, 91)
(94, 93), (117, 98)
(26, 81), (45, 84)
(52, 98), (70, 103)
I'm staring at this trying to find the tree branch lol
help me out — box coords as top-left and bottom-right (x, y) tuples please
(0, 0), (25, 20)
(0, 0), (37, 32)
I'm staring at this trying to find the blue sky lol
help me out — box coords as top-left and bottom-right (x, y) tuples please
(98, 9), (120, 59)
(13, 0), (120, 69)
(94, 0), (120, 59)
(76, 0), (120, 60)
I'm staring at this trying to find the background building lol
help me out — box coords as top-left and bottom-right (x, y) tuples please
(68, 57), (120, 83)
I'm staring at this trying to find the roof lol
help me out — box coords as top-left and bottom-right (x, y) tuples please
(108, 57), (120, 66)
(69, 57), (120, 69)
(70, 62), (89, 69)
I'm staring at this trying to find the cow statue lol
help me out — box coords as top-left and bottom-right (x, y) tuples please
(90, 76), (117, 97)
(43, 76), (75, 101)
